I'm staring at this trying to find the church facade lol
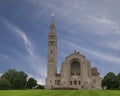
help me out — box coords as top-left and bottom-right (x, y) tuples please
(46, 15), (102, 90)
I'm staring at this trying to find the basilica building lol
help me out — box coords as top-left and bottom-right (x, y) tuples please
(46, 15), (102, 90)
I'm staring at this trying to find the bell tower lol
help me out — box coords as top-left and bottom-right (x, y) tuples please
(46, 14), (57, 89)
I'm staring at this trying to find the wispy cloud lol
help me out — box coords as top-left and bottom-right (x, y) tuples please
(86, 15), (115, 25)
(1, 0), (120, 83)
(84, 15), (120, 37)
(63, 40), (120, 63)
(1, 18), (46, 84)
(0, 54), (10, 61)
(0, 53), (17, 67)
(81, 47), (120, 64)
(103, 41), (120, 51)
(2, 19), (33, 56)
(27, 73), (45, 84)
(17, 32), (33, 56)
(0, 73), (2, 76)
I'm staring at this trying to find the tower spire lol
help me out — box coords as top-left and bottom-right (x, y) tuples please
(46, 14), (57, 89)
(50, 13), (55, 32)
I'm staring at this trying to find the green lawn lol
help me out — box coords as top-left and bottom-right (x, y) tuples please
(0, 90), (120, 96)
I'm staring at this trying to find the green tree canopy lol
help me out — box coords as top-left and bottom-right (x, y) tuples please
(26, 77), (37, 89)
(102, 72), (118, 89)
(1, 69), (28, 89)
(1, 69), (17, 88)
(0, 78), (10, 90)
(116, 73), (120, 89)
(17, 71), (28, 88)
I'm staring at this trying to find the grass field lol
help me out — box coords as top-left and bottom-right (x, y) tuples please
(0, 90), (120, 96)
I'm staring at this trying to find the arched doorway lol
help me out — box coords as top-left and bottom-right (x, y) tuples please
(71, 61), (80, 76)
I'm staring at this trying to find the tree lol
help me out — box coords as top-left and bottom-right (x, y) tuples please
(1, 69), (28, 89)
(17, 71), (28, 88)
(37, 84), (45, 89)
(26, 77), (37, 89)
(0, 78), (10, 89)
(102, 72), (117, 89)
(116, 73), (120, 89)
(1, 69), (18, 88)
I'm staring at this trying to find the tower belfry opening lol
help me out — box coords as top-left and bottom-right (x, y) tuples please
(46, 14), (102, 90)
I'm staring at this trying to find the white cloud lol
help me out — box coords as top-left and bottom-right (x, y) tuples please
(103, 41), (120, 51)
(27, 73), (45, 85)
(84, 15), (120, 37)
(63, 40), (120, 63)
(18, 32), (33, 56)
(86, 15), (115, 25)
(112, 26), (120, 34)
(0, 73), (2, 76)
(1, 18), (47, 84)
(81, 47), (120, 63)
(25, 0), (120, 37)
(0, 53), (17, 67)
(3, 20), (33, 56)
(1, 0), (120, 84)
(35, 77), (45, 85)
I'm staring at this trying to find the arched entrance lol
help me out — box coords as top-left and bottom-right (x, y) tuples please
(71, 61), (80, 76)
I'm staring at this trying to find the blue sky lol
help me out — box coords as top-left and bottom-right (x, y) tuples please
(0, 0), (120, 84)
